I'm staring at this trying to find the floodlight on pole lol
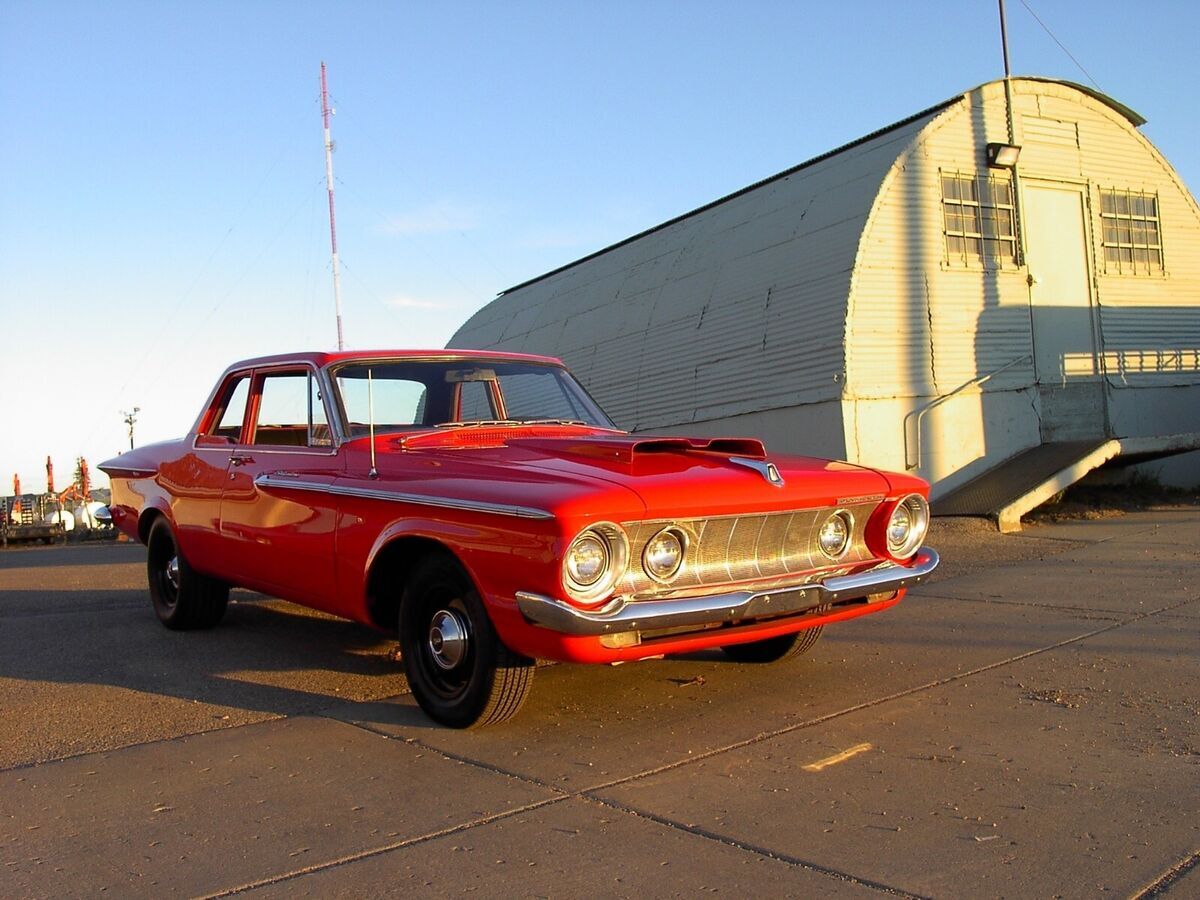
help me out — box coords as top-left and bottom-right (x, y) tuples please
(121, 407), (141, 450)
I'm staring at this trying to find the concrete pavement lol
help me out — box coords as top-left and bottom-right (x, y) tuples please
(1, 510), (1197, 897)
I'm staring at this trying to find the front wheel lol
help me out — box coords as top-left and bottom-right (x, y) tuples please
(721, 623), (824, 663)
(146, 518), (229, 630)
(399, 555), (534, 728)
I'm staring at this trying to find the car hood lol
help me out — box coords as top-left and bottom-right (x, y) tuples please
(348, 427), (894, 522)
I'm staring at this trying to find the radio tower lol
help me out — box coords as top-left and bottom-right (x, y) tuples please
(321, 62), (345, 350)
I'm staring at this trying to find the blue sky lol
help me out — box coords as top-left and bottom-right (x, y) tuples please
(2, 0), (1198, 493)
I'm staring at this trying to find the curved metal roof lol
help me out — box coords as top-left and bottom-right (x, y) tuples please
(496, 78), (1145, 296)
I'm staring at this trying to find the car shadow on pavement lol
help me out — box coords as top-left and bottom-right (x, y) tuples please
(0, 587), (415, 748)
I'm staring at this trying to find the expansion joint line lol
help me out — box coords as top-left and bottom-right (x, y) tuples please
(578, 793), (929, 899)
(1132, 849), (1200, 899)
(201, 794), (565, 898)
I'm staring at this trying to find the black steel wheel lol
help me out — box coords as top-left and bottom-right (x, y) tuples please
(399, 554), (534, 728)
(146, 518), (229, 630)
(721, 622), (824, 663)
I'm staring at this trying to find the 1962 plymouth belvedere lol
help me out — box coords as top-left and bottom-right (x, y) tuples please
(101, 350), (938, 727)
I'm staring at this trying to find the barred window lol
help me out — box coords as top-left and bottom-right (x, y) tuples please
(941, 173), (1017, 267)
(1100, 189), (1163, 274)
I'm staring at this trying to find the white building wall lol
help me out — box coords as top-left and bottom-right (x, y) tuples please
(844, 79), (1200, 493)
(845, 83), (1040, 492)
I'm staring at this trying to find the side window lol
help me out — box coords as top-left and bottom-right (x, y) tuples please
(210, 377), (250, 442)
(252, 372), (329, 448)
(1100, 188), (1163, 275)
(941, 171), (1017, 267)
(308, 374), (332, 446)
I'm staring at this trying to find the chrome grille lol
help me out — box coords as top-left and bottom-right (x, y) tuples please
(620, 501), (881, 598)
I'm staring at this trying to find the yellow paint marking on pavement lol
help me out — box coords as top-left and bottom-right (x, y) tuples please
(802, 742), (872, 772)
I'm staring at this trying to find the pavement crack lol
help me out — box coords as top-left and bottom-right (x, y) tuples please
(200, 795), (567, 898)
(1131, 848), (1200, 899)
(580, 793), (929, 899)
(913, 591), (1130, 619)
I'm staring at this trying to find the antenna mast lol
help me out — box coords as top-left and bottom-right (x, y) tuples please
(321, 62), (346, 351)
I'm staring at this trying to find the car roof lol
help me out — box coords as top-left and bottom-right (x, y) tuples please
(226, 349), (566, 370)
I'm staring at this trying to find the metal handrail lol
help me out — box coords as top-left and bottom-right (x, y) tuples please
(903, 354), (1032, 470)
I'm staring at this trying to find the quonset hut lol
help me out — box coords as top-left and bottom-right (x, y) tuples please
(451, 78), (1200, 528)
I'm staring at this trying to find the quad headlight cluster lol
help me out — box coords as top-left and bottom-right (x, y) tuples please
(886, 493), (930, 559)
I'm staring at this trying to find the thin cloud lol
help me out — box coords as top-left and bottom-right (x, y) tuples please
(379, 201), (484, 236)
(385, 294), (459, 310)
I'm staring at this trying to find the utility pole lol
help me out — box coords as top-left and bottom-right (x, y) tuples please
(998, 0), (1015, 145)
(121, 407), (140, 450)
(997, 0), (1026, 265)
(321, 62), (346, 351)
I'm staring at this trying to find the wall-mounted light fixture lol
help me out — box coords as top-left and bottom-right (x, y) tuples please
(986, 142), (1022, 168)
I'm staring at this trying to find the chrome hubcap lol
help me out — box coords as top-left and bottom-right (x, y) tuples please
(166, 556), (181, 592)
(428, 609), (468, 670)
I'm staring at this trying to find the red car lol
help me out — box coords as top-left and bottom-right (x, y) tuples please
(101, 350), (938, 727)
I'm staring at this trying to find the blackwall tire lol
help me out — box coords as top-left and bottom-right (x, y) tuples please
(399, 554), (534, 728)
(721, 624), (824, 663)
(146, 518), (229, 631)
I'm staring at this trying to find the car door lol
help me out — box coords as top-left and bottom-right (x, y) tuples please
(217, 365), (344, 608)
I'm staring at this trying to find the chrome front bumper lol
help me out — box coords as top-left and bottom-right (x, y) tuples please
(516, 548), (939, 637)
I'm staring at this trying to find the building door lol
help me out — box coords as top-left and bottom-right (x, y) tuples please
(1022, 182), (1107, 442)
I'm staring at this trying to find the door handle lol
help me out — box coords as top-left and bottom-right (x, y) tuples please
(229, 454), (255, 467)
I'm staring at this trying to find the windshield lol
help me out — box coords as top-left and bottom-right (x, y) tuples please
(330, 359), (617, 437)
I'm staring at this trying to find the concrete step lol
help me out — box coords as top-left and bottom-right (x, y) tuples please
(934, 439), (1119, 532)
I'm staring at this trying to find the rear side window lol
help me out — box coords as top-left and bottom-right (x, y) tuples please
(210, 377), (250, 441)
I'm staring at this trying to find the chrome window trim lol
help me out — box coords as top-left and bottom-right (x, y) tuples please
(253, 474), (554, 520)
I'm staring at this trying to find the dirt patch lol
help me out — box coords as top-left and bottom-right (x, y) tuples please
(1025, 482), (1200, 524)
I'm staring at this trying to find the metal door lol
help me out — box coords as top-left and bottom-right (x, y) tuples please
(1023, 182), (1107, 441)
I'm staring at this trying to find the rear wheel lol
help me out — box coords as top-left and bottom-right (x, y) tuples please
(722, 621), (824, 663)
(399, 554), (534, 728)
(146, 518), (229, 630)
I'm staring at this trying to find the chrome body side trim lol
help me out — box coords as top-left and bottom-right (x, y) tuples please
(516, 548), (939, 636)
(253, 474), (554, 520)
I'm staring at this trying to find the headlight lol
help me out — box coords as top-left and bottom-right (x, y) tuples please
(563, 523), (628, 602)
(566, 533), (608, 586)
(643, 527), (686, 582)
(887, 494), (929, 558)
(817, 511), (852, 559)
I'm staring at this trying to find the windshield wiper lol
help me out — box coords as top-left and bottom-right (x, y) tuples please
(435, 418), (593, 428)
(434, 420), (523, 429)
